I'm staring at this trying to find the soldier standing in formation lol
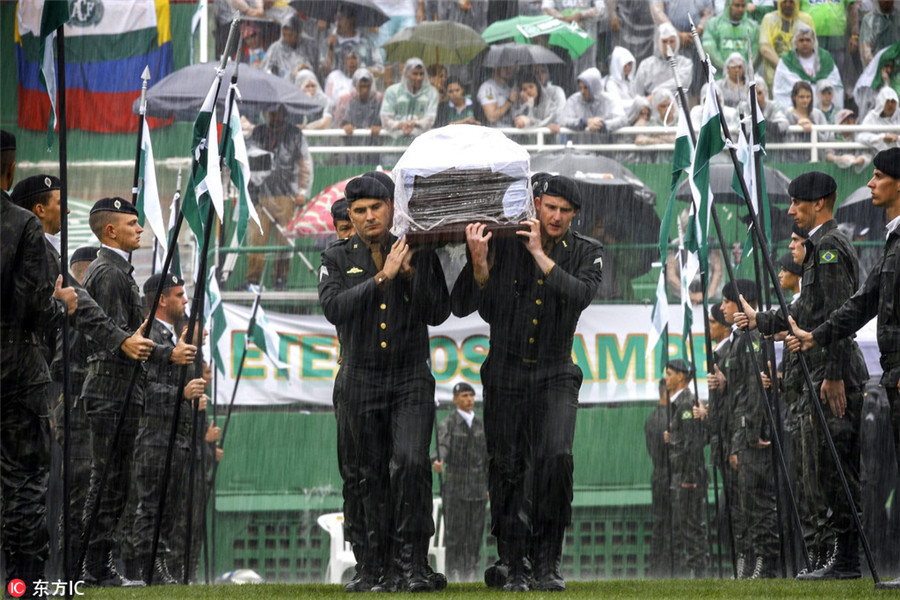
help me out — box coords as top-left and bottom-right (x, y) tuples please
(318, 172), (450, 592)
(663, 359), (709, 578)
(80, 198), (157, 587)
(644, 379), (673, 577)
(1, 131), (78, 596)
(738, 172), (868, 580)
(131, 273), (203, 584)
(713, 280), (779, 578)
(451, 174), (603, 591)
(432, 382), (488, 583)
(789, 148), (900, 588)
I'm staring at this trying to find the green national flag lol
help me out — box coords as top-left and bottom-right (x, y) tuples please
(224, 84), (262, 246)
(182, 74), (225, 244)
(137, 118), (168, 260)
(251, 302), (290, 377)
(650, 111), (693, 353)
(39, 0), (69, 149)
(686, 69), (725, 282)
(205, 266), (227, 374)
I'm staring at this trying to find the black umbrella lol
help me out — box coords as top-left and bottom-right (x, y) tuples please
(483, 42), (564, 67)
(134, 61), (322, 122)
(836, 185), (885, 241)
(530, 150), (660, 298)
(289, 0), (388, 27)
(675, 160), (792, 206)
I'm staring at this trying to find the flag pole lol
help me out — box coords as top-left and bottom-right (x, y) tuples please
(141, 17), (241, 586)
(55, 21), (74, 600)
(691, 12), (852, 584)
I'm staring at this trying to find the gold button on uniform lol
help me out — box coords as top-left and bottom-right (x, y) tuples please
(380, 341), (387, 348)
(536, 299), (542, 305)
(537, 279), (543, 285)
(529, 338), (535, 344)
(380, 323), (387, 329)
(380, 303), (386, 310)
(532, 319), (538, 325)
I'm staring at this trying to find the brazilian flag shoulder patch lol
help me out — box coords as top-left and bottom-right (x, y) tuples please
(819, 249), (838, 264)
(681, 410), (692, 420)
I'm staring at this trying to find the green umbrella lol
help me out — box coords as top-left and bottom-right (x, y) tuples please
(482, 15), (595, 59)
(382, 21), (487, 67)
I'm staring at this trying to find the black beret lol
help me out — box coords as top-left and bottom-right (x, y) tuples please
(71, 246), (101, 266)
(788, 171), (837, 202)
(531, 172), (552, 197)
(363, 170), (395, 198)
(777, 252), (802, 276)
(10, 174), (60, 207)
(330, 198), (349, 223)
(0, 130), (15, 152)
(667, 359), (693, 379)
(542, 175), (582, 209)
(344, 175), (391, 203)
(90, 196), (139, 216)
(722, 278), (758, 304)
(143, 272), (185, 295)
(874, 148), (900, 180)
(452, 382), (475, 396)
(791, 222), (809, 238)
(709, 303), (728, 327)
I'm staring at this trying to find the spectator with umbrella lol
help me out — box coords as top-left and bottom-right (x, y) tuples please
(319, 4), (385, 82)
(434, 76), (484, 127)
(261, 12), (317, 82)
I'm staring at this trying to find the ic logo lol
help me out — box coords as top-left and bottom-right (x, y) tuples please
(7, 579), (26, 598)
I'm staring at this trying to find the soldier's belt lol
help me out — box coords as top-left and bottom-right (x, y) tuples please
(88, 361), (140, 381)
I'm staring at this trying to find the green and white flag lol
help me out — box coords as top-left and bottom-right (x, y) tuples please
(250, 296), (290, 376)
(137, 118), (168, 260)
(224, 84), (262, 245)
(205, 265), (227, 374)
(686, 68), (725, 281)
(649, 110), (693, 354)
(182, 74), (225, 244)
(38, 0), (69, 149)
(734, 83), (771, 263)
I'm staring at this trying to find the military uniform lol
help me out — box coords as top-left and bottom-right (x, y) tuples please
(757, 219), (868, 563)
(644, 401), (673, 577)
(451, 227), (603, 587)
(80, 246), (146, 582)
(668, 386), (709, 576)
(0, 194), (67, 591)
(720, 328), (779, 576)
(434, 408), (488, 582)
(318, 232), (450, 588)
(131, 318), (191, 582)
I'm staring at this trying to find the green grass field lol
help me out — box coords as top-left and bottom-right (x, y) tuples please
(78, 579), (889, 600)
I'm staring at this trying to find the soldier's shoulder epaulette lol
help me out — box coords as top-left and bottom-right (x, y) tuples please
(326, 237), (351, 250)
(572, 231), (604, 248)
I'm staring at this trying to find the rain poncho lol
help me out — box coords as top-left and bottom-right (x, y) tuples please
(716, 52), (749, 108)
(701, 0), (760, 72)
(293, 69), (331, 128)
(261, 21), (316, 82)
(380, 58), (438, 166)
(738, 76), (790, 137)
(603, 46), (638, 119)
(648, 88), (677, 126)
(337, 68), (382, 128)
(759, 0), (816, 85)
(561, 67), (627, 143)
(816, 79), (837, 123)
(772, 24), (844, 112)
(511, 73), (563, 128)
(633, 24), (694, 97)
(323, 44), (361, 106)
(860, 0), (900, 66)
(858, 87), (900, 151)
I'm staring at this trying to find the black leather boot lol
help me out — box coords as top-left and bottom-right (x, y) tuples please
(531, 527), (566, 591)
(796, 531), (860, 580)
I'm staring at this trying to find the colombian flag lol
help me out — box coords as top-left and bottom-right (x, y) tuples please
(15, 0), (173, 134)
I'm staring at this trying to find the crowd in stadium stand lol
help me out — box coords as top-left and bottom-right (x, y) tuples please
(213, 0), (899, 169)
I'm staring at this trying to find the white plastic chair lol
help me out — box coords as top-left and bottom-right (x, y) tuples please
(317, 512), (356, 584)
(428, 497), (446, 574)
